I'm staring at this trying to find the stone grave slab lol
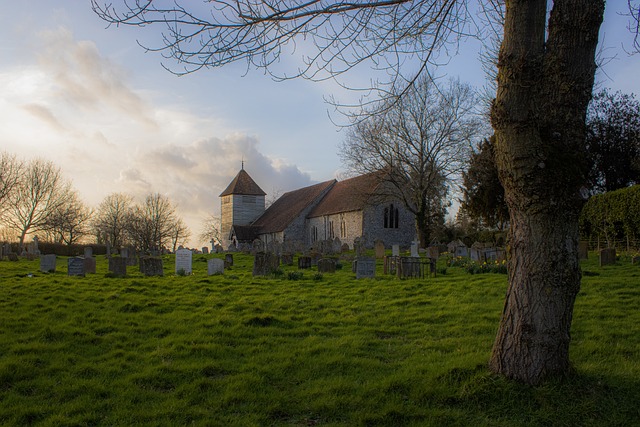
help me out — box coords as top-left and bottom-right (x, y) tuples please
(253, 252), (280, 276)
(392, 244), (400, 257)
(298, 256), (312, 269)
(317, 258), (337, 273)
(67, 257), (85, 277)
(225, 253), (234, 268)
(207, 258), (225, 275)
(108, 257), (127, 277)
(578, 241), (589, 260)
(83, 257), (97, 274)
(175, 248), (193, 275)
(599, 248), (616, 266)
(374, 240), (385, 259)
(39, 254), (56, 273)
(140, 257), (164, 276)
(355, 257), (376, 279)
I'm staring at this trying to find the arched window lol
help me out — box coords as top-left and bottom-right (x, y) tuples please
(384, 204), (399, 229)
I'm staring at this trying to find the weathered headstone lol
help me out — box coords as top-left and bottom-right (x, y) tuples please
(354, 237), (365, 257)
(252, 238), (265, 254)
(427, 246), (440, 260)
(83, 256), (97, 274)
(341, 243), (350, 253)
(578, 241), (589, 260)
(281, 253), (294, 266)
(175, 248), (193, 275)
(207, 258), (225, 275)
(317, 258), (337, 273)
(105, 242), (112, 258)
(298, 256), (312, 269)
(84, 246), (93, 258)
(374, 240), (385, 259)
(108, 257), (127, 277)
(39, 254), (56, 273)
(201, 246), (209, 255)
(410, 241), (419, 258)
(332, 238), (342, 254)
(253, 252), (280, 276)
(392, 244), (400, 257)
(599, 248), (616, 266)
(355, 257), (376, 279)
(67, 257), (85, 277)
(120, 247), (129, 259)
(225, 253), (234, 268)
(140, 257), (164, 276)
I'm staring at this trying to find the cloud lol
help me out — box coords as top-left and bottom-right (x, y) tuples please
(37, 27), (157, 128)
(21, 103), (66, 132)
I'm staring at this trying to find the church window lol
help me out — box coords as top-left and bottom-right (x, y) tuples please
(311, 226), (318, 243)
(328, 221), (335, 239)
(384, 204), (399, 229)
(340, 220), (347, 238)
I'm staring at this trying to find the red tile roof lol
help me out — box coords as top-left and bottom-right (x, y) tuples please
(220, 169), (266, 197)
(307, 172), (383, 218)
(251, 180), (336, 233)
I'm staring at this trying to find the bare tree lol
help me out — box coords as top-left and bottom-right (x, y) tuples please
(341, 76), (481, 247)
(42, 190), (94, 245)
(170, 217), (191, 253)
(198, 214), (222, 248)
(0, 151), (23, 210)
(4, 158), (72, 248)
(93, 0), (628, 384)
(93, 193), (134, 249)
(126, 193), (180, 253)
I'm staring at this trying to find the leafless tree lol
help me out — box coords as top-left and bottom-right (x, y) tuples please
(198, 214), (222, 248)
(170, 217), (191, 253)
(42, 190), (94, 245)
(341, 76), (481, 247)
(126, 193), (181, 253)
(93, 0), (631, 385)
(4, 158), (72, 248)
(93, 193), (134, 249)
(0, 151), (23, 214)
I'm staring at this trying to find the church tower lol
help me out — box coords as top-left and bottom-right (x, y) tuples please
(219, 167), (266, 248)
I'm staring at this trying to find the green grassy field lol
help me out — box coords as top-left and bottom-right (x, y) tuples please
(0, 252), (638, 426)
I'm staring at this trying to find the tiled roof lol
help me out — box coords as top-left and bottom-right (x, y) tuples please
(251, 180), (336, 233)
(220, 169), (266, 197)
(307, 172), (383, 218)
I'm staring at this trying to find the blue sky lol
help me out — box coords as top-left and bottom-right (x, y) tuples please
(1, 2), (639, 246)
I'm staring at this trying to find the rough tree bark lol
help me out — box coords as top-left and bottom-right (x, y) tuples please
(489, 0), (605, 384)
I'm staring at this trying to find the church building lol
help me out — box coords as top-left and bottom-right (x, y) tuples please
(219, 167), (416, 250)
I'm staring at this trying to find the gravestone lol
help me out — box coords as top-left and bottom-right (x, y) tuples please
(354, 237), (365, 257)
(83, 256), (97, 274)
(67, 257), (85, 277)
(427, 246), (440, 260)
(317, 258), (337, 273)
(374, 240), (385, 259)
(355, 257), (376, 279)
(253, 252), (280, 276)
(126, 248), (138, 266)
(140, 257), (164, 276)
(392, 244), (400, 257)
(281, 253), (294, 266)
(599, 248), (616, 266)
(578, 241), (589, 260)
(175, 248), (193, 275)
(341, 243), (350, 253)
(39, 254), (56, 273)
(410, 241), (419, 258)
(298, 256), (312, 269)
(30, 236), (40, 255)
(225, 253), (234, 268)
(332, 238), (342, 254)
(252, 239), (265, 254)
(108, 257), (127, 277)
(105, 242), (112, 258)
(215, 244), (223, 253)
(201, 246), (209, 255)
(84, 246), (93, 258)
(120, 247), (129, 259)
(207, 258), (225, 275)
(469, 248), (482, 262)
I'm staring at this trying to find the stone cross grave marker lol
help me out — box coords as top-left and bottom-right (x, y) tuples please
(67, 257), (85, 277)
(355, 257), (376, 279)
(140, 257), (164, 276)
(39, 254), (56, 273)
(207, 258), (225, 275)
(175, 248), (193, 275)
(108, 257), (127, 277)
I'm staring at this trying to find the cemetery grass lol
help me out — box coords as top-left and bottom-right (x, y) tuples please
(0, 254), (638, 426)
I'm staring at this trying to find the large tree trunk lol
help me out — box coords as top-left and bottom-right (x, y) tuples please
(489, 0), (604, 384)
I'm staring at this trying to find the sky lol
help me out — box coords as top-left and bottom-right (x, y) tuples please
(1, 1), (639, 247)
